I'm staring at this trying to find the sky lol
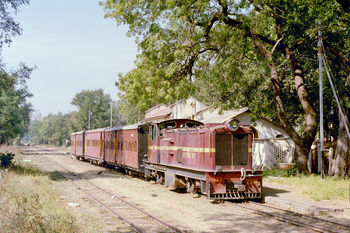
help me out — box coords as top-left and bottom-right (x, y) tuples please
(2, 0), (138, 118)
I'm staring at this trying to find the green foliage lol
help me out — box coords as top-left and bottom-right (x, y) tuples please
(101, 0), (350, 173)
(0, 0), (30, 48)
(40, 113), (70, 145)
(101, 0), (350, 119)
(27, 89), (127, 145)
(0, 63), (34, 144)
(265, 174), (350, 201)
(118, 98), (145, 124)
(28, 119), (43, 145)
(101, 0), (314, 122)
(0, 151), (15, 168)
(0, 1), (34, 145)
(70, 89), (126, 130)
(263, 167), (299, 178)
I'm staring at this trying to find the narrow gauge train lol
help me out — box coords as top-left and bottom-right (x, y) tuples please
(71, 118), (262, 200)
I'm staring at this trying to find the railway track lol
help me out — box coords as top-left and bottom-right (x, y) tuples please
(22, 147), (184, 233)
(228, 201), (350, 233)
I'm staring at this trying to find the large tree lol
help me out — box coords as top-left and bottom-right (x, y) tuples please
(0, 0), (32, 144)
(70, 89), (125, 130)
(0, 0), (30, 49)
(39, 113), (69, 146)
(101, 0), (350, 173)
(0, 63), (33, 144)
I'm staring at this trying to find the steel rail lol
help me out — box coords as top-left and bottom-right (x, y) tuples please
(249, 201), (350, 231)
(229, 202), (342, 233)
(48, 157), (184, 233)
(54, 169), (145, 233)
(68, 169), (185, 233)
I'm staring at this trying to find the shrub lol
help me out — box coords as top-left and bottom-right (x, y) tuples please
(0, 172), (80, 232)
(0, 151), (15, 168)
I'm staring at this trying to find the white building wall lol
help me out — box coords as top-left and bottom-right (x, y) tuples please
(145, 104), (169, 117)
(234, 114), (294, 169)
(171, 97), (208, 119)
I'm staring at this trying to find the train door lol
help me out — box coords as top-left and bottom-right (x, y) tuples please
(148, 124), (158, 164)
(137, 123), (149, 170)
(113, 132), (117, 164)
(199, 132), (205, 169)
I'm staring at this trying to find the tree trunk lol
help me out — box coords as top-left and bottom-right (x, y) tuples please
(282, 45), (317, 173)
(253, 36), (315, 173)
(331, 111), (350, 178)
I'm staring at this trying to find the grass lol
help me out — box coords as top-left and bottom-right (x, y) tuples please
(0, 145), (80, 233)
(264, 168), (350, 201)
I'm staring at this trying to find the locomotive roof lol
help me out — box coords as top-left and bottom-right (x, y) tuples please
(71, 131), (85, 135)
(85, 127), (108, 133)
(156, 118), (204, 125)
(105, 123), (140, 131)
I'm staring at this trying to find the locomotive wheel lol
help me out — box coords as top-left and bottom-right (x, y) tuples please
(186, 181), (195, 193)
(156, 173), (164, 184)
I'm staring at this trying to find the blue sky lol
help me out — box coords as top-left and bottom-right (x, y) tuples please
(2, 0), (138, 118)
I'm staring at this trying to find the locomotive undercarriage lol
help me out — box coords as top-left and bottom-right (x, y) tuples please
(144, 162), (262, 200)
(144, 162), (207, 194)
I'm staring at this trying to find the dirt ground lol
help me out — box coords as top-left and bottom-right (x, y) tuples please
(20, 147), (349, 233)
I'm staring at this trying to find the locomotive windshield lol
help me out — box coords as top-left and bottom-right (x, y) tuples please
(185, 121), (201, 128)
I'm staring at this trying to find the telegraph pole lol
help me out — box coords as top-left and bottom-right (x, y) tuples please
(88, 109), (91, 130)
(110, 101), (113, 127)
(318, 21), (325, 179)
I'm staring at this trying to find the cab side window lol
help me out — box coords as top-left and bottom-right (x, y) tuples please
(159, 123), (165, 137)
(150, 125), (157, 140)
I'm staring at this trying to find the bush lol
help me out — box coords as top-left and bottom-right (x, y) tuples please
(0, 172), (80, 232)
(263, 167), (300, 178)
(0, 151), (15, 168)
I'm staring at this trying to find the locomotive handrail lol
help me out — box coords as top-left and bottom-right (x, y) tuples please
(240, 168), (246, 181)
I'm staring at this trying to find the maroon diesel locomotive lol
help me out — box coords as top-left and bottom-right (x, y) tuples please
(71, 118), (262, 200)
(145, 118), (262, 200)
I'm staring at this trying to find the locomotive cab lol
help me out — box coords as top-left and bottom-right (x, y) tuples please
(206, 118), (262, 200)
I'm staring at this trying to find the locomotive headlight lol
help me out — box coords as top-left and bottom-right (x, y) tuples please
(228, 119), (240, 132)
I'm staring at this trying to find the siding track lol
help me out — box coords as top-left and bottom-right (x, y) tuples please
(228, 201), (350, 233)
(22, 146), (184, 233)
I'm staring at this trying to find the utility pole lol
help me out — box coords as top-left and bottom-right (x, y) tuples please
(88, 109), (92, 130)
(110, 101), (113, 127)
(318, 21), (325, 179)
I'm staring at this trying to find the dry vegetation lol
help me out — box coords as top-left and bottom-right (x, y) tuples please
(0, 145), (79, 233)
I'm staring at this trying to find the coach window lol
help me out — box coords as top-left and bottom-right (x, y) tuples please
(150, 125), (157, 140)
